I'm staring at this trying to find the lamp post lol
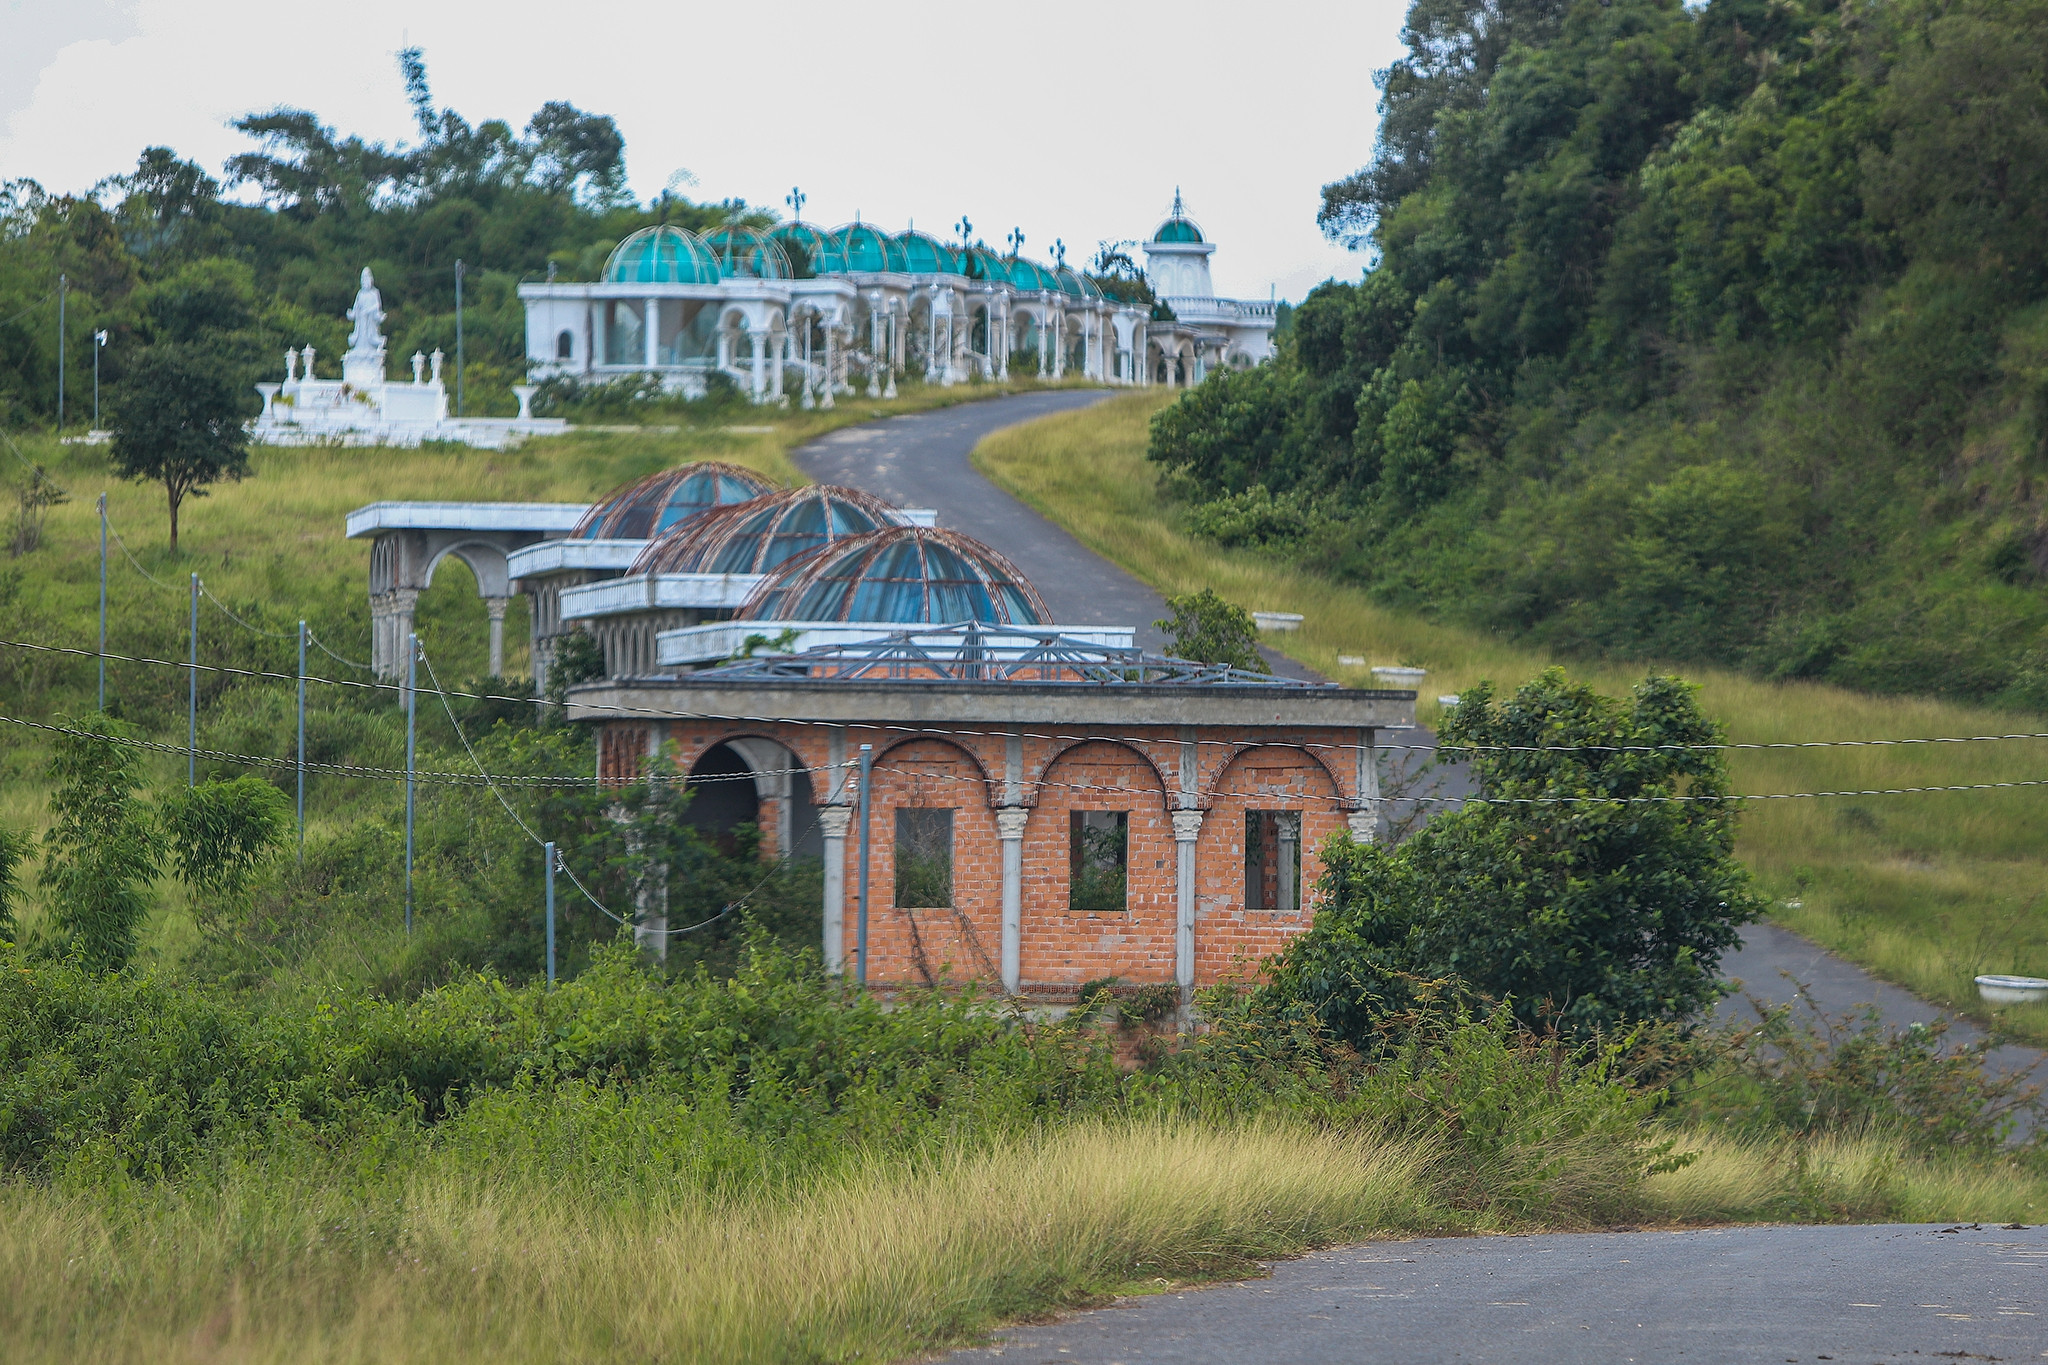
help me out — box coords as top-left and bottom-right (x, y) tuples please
(454, 259), (465, 418)
(55, 273), (65, 433)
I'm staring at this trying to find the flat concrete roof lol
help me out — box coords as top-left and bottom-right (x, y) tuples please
(568, 678), (1417, 729)
(345, 501), (589, 538)
(506, 539), (647, 580)
(560, 572), (765, 617)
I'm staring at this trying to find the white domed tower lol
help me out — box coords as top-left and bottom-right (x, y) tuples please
(1142, 190), (1217, 300)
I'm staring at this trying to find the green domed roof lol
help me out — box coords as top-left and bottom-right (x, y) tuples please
(1054, 266), (1100, 300)
(1004, 256), (1056, 291)
(741, 526), (1050, 626)
(574, 462), (774, 540)
(957, 245), (1005, 282)
(836, 222), (909, 273)
(897, 230), (960, 275)
(604, 226), (721, 284)
(702, 225), (793, 280)
(1152, 217), (1204, 244)
(769, 222), (846, 277)
(632, 485), (898, 574)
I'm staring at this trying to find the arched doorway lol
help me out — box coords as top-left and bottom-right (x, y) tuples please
(686, 742), (759, 855)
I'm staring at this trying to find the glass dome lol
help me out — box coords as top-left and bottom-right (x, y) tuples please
(769, 222), (846, 277)
(742, 526), (1050, 625)
(955, 245), (1004, 282)
(1054, 266), (1101, 300)
(603, 226), (722, 284)
(897, 230), (960, 275)
(1152, 216), (1205, 244)
(836, 222), (910, 273)
(631, 485), (899, 574)
(573, 461), (775, 540)
(702, 225), (793, 280)
(1004, 256), (1056, 291)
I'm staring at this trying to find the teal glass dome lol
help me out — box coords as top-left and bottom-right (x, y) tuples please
(604, 226), (722, 284)
(836, 222), (909, 273)
(573, 462), (774, 540)
(741, 526), (1050, 625)
(1054, 266), (1101, 300)
(1152, 216), (1204, 244)
(1004, 256), (1056, 291)
(631, 485), (899, 574)
(702, 226), (793, 280)
(769, 222), (846, 277)
(957, 245), (1004, 282)
(897, 230), (960, 275)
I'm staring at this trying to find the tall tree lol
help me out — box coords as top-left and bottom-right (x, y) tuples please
(107, 346), (251, 550)
(39, 715), (157, 972)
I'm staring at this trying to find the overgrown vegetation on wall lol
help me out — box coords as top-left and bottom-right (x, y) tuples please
(1151, 0), (2048, 707)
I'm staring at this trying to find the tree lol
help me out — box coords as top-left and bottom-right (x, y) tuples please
(1265, 669), (1763, 1041)
(39, 715), (157, 971)
(1154, 589), (1269, 673)
(107, 346), (251, 551)
(0, 824), (30, 943)
(160, 777), (290, 926)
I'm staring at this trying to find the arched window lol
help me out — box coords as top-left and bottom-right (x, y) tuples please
(556, 329), (574, 360)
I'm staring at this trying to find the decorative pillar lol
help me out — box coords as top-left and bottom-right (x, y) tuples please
(769, 328), (786, 404)
(748, 330), (767, 401)
(821, 325), (836, 408)
(1171, 809), (1205, 1007)
(644, 298), (660, 370)
(820, 804), (852, 973)
(485, 596), (509, 678)
(1277, 812), (1301, 913)
(1348, 726), (1381, 844)
(369, 587), (420, 681)
(996, 806), (1028, 994)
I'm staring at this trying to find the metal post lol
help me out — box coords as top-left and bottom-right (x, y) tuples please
(55, 274), (65, 433)
(454, 259), (465, 418)
(544, 841), (557, 987)
(405, 632), (418, 934)
(187, 573), (198, 787)
(855, 742), (873, 986)
(296, 620), (307, 865)
(93, 329), (105, 430)
(96, 494), (107, 710)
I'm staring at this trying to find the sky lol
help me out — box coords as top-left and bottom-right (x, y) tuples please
(0, 0), (1407, 303)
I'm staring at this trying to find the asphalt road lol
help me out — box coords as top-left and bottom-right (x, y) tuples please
(940, 1223), (2048, 1364)
(804, 394), (2048, 1363)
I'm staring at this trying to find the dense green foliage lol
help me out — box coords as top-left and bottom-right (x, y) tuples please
(1152, 0), (2048, 705)
(106, 345), (251, 548)
(0, 50), (753, 430)
(1154, 587), (1270, 671)
(1265, 670), (1763, 1038)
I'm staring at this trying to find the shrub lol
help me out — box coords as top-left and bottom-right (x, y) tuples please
(1154, 589), (1268, 672)
(37, 716), (157, 971)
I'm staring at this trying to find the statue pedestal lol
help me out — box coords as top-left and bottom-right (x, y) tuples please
(343, 350), (385, 390)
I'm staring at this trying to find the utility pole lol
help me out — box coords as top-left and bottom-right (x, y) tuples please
(405, 632), (418, 934)
(96, 494), (107, 710)
(297, 620), (307, 864)
(187, 573), (199, 787)
(93, 329), (107, 430)
(855, 742), (873, 986)
(454, 259), (465, 418)
(544, 841), (557, 987)
(55, 274), (65, 433)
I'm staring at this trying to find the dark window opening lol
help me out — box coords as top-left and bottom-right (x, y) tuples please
(556, 328), (574, 359)
(1069, 810), (1128, 911)
(685, 742), (758, 857)
(894, 808), (954, 908)
(1245, 811), (1301, 912)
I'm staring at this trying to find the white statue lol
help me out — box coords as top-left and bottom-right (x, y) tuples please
(346, 267), (385, 356)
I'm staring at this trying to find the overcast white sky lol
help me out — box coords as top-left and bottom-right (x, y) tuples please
(1, 0), (1404, 302)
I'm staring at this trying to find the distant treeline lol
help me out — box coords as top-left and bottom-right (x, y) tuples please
(0, 50), (752, 424)
(1152, 0), (2048, 706)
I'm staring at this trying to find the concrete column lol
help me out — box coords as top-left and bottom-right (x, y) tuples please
(1277, 812), (1300, 913)
(821, 326), (836, 408)
(996, 806), (1028, 994)
(370, 587), (420, 681)
(644, 298), (660, 370)
(485, 596), (509, 678)
(819, 804), (852, 973)
(770, 329), (786, 403)
(748, 330), (767, 401)
(1349, 727), (1381, 844)
(1172, 808), (1204, 1006)
(885, 308), (900, 399)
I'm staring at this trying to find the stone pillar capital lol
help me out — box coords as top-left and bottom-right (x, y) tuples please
(995, 806), (1029, 841)
(1346, 809), (1378, 844)
(818, 805), (853, 840)
(1171, 809), (1205, 843)
(484, 595), (509, 621)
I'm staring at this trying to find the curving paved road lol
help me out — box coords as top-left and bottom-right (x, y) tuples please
(939, 1223), (2048, 1364)
(799, 395), (2048, 1361)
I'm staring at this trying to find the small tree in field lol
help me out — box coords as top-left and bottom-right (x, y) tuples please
(1155, 588), (1268, 672)
(39, 716), (157, 971)
(160, 777), (290, 926)
(1265, 669), (1764, 1042)
(107, 345), (250, 551)
(0, 824), (31, 944)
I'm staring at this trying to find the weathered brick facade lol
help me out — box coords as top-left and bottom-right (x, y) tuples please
(594, 712), (1395, 1000)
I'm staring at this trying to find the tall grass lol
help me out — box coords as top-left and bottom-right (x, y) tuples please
(974, 393), (2048, 1041)
(0, 1120), (1432, 1364)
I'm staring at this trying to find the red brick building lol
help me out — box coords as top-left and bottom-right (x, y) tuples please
(573, 623), (1416, 1003)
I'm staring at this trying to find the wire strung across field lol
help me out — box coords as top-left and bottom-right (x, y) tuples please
(12, 632), (2048, 766)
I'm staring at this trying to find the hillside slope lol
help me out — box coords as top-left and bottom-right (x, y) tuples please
(1153, 0), (2048, 706)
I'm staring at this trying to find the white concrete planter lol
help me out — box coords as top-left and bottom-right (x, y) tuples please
(1253, 611), (1304, 632)
(1975, 974), (2048, 1006)
(1371, 665), (1428, 687)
